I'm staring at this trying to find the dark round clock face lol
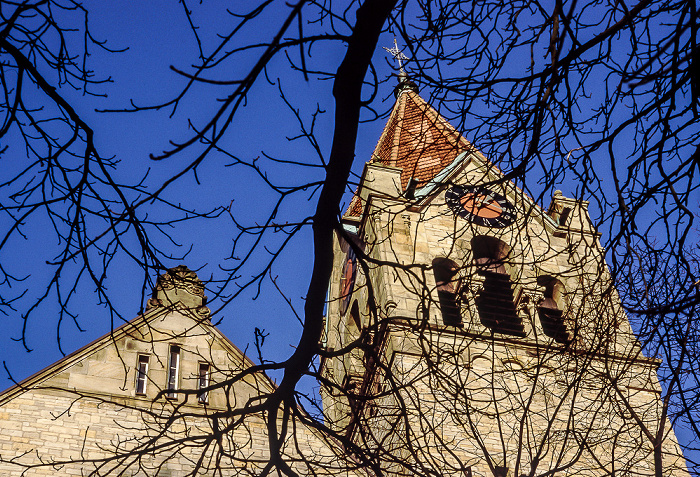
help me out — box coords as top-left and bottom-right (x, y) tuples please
(445, 185), (516, 228)
(339, 249), (357, 315)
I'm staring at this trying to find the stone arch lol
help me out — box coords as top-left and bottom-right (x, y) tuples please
(471, 235), (510, 273)
(432, 257), (462, 326)
(537, 276), (570, 343)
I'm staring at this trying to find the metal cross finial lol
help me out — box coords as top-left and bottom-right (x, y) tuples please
(383, 38), (408, 72)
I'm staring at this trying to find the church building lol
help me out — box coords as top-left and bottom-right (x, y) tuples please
(0, 77), (690, 477)
(320, 76), (690, 477)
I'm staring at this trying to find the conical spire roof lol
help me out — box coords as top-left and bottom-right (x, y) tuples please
(346, 88), (473, 217)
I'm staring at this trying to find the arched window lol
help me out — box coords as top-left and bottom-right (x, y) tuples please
(345, 301), (361, 342)
(472, 235), (509, 274)
(432, 257), (462, 326)
(471, 236), (525, 337)
(537, 276), (570, 343)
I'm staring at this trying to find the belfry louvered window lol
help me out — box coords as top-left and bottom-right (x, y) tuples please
(537, 276), (570, 343)
(432, 257), (462, 326)
(472, 236), (525, 337)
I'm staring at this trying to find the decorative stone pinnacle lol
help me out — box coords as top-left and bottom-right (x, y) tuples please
(384, 38), (418, 98)
(146, 265), (210, 319)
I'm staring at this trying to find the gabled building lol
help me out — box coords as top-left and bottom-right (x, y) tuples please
(321, 78), (690, 477)
(0, 266), (352, 476)
(0, 78), (691, 477)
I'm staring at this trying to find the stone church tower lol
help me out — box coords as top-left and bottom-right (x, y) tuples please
(321, 79), (689, 477)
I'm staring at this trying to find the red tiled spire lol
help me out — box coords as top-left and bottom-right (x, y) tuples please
(371, 89), (472, 191)
(345, 87), (473, 218)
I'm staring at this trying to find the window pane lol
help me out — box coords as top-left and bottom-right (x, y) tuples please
(167, 345), (180, 398)
(136, 355), (149, 395)
(198, 363), (210, 403)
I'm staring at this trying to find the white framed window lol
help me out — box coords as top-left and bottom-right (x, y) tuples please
(167, 345), (180, 399)
(136, 355), (149, 395)
(198, 362), (210, 404)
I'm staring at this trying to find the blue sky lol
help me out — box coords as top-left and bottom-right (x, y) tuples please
(1, 6), (698, 460)
(0, 0), (394, 390)
(2, 3), (700, 472)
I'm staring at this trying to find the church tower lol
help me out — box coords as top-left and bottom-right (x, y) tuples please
(321, 78), (689, 477)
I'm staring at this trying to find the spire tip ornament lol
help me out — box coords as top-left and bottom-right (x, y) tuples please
(383, 38), (408, 73)
(384, 38), (418, 98)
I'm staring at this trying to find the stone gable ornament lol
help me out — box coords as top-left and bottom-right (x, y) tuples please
(146, 265), (210, 319)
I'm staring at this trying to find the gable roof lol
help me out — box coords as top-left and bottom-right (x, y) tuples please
(343, 85), (563, 232)
(0, 266), (269, 404)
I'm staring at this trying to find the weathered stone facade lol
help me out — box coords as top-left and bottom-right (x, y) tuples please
(0, 86), (690, 477)
(0, 267), (352, 476)
(321, 86), (689, 477)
